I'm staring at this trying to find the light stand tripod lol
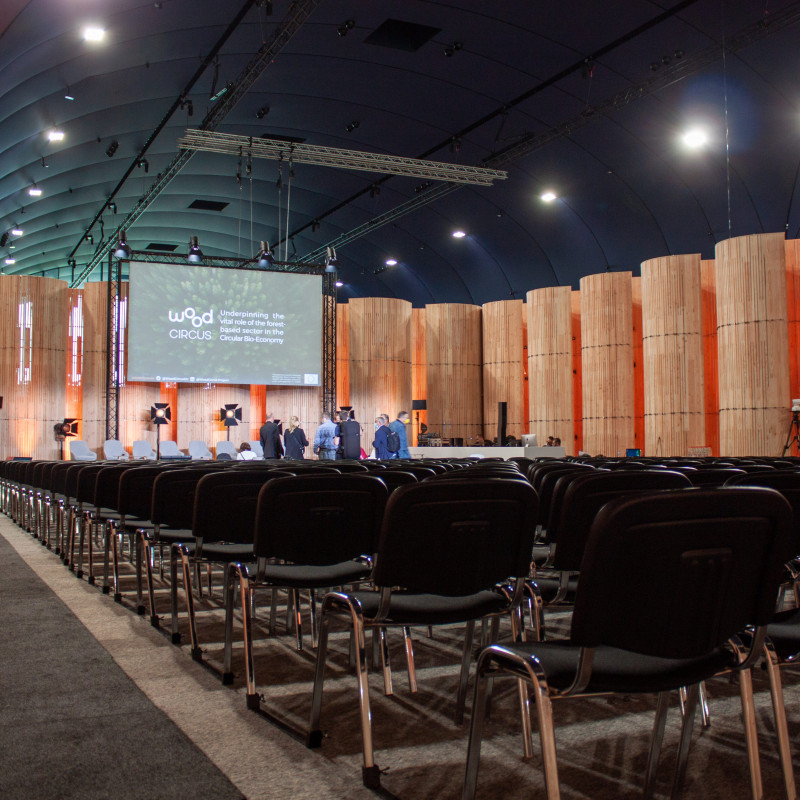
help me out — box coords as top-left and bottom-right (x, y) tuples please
(783, 406), (800, 456)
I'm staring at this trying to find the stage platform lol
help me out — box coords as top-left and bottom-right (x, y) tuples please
(408, 446), (565, 460)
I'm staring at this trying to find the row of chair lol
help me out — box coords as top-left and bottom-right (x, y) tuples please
(68, 438), (261, 461)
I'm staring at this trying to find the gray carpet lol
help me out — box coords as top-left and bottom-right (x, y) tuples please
(0, 532), (245, 800)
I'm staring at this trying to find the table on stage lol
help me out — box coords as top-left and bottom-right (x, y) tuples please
(408, 446), (566, 460)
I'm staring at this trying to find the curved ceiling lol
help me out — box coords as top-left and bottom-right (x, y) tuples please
(1, 0), (799, 305)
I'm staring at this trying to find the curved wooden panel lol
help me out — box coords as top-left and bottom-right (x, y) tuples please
(177, 383), (250, 454)
(571, 291), (583, 454)
(526, 288), (573, 453)
(265, 386), (321, 456)
(425, 303), (482, 441)
(336, 302), (350, 408)
(701, 260), (720, 455)
(632, 276), (645, 451)
(348, 297), (412, 425)
(641, 254), (704, 456)
(716, 233), (790, 456)
(411, 307), (427, 443)
(787, 240), (800, 402)
(79, 281), (108, 454)
(483, 299), (524, 442)
(580, 272), (634, 456)
(0, 275), (68, 459)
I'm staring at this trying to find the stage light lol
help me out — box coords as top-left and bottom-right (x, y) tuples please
(255, 105), (270, 119)
(137, 158), (149, 172)
(5, 257), (15, 265)
(67, 259), (76, 268)
(48, 130), (65, 142)
(11, 228), (23, 236)
(86, 234), (94, 245)
(452, 230), (466, 238)
(105, 140), (119, 158)
(150, 402), (171, 459)
(257, 241), (274, 267)
(28, 187), (42, 197)
(65, 93), (75, 101)
(113, 231), (131, 259)
(540, 191), (557, 202)
(337, 19), (355, 36)
(335, 280), (344, 287)
(83, 26), (105, 42)
(385, 258), (398, 266)
(682, 128), (708, 149)
(220, 403), (242, 440)
(187, 236), (203, 264)
(345, 120), (360, 133)
(108, 201), (117, 214)
(325, 246), (338, 273)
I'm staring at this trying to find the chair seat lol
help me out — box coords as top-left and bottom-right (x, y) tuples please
(186, 542), (254, 561)
(261, 560), (371, 589)
(150, 528), (195, 543)
(766, 607), (800, 660)
(346, 589), (509, 625)
(492, 640), (737, 694)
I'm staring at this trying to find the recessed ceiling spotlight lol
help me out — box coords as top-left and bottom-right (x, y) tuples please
(452, 230), (466, 238)
(540, 191), (557, 202)
(385, 258), (398, 266)
(682, 128), (708, 149)
(28, 187), (42, 197)
(11, 228), (23, 236)
(48, 130), (65, 142)
(83, 26), (105, 42)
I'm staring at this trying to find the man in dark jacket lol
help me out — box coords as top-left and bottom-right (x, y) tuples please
(339, 409), (361, 459)
(373, 416), (391, 459)
(259, 412), (283, 459)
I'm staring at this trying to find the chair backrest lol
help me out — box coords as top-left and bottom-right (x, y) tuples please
(188, 440), (212, 460)
(375, 470), (418, 493)
(75, 463), (111, 505)
(132, 440), (156, 459)
(216, 440), (237, 458)
(116, 464), (175, 520)
(571, 488), (793, 659)
(389, 464), (437, 480)
(159, 440), (182, 457)
(552, 470), (692, 571)
(530, 460), (592, 495)
(248, 440), (264, 458)
(686, 467), (746, 486)
(49, 461), (74, 495)
(103, 439), (128, 460)
(330, 461), (369, 472)
(253, 474), (388, 564)
(93, 463), (137, 509)
(70, 440), (97, 461)
(725, 470), (800, 548)
(371, 479), (538, 595)
(537, 465), (597, 530)
(150, 468), (216, 529)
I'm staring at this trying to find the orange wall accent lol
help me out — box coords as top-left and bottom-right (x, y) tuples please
(700, 260), (719, 455)
(411, 307), (427, 444)
(336, 302), (350, 408)
(571, 291), (583, 454)
(631, 276), (645, 452)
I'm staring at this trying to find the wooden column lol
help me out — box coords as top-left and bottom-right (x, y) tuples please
(265, 386), (321, 455)
(0, 275), (67, 460)
(786, 240), (800, 402)
(631, 276), (645, 452)
(526, 288), (573, 453)
(571, 291), (583, 454)
(64, 288), (84, 459)
(580, 272), (634, 456)
(701, 260), (720, 455)
(348, 298), (412, 425)
(81, 281), (108, 454)
(641, 254), (705, 457)
(425, 303), (482, 441)
(337, 302), (350, 408)
(716, 233), (790, 456)
(411, 307), (427, 444)
(483, 299), (524, 442)
(177, 383), (250, 454)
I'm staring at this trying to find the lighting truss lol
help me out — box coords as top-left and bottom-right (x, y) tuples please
(178, 130), (508, 186)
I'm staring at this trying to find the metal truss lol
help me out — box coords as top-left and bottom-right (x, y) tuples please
(105, 254), (121, 440)
(178, 130), (508, 186)
(69, 0), (324, 289)
(119, 249), (327, 275)
(321, 272), (337, 416)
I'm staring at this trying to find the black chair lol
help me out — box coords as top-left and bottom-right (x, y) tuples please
(229, 474), (388, 700)
(373, 469), (417, 493)
(463, 487), (794, 800)
(308, 478), (538, 790)
(686, 467), (746, 486)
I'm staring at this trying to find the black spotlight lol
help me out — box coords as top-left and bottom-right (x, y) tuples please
(86, 234), (94, 245)
(108, 201), (117, 214)
(54, 418), (78, 459)
(0, 233), (7, 248)
(105, 140), (119, 158)
(256, 105), (270, 119)
(220, 403), (242, 440)
(150, 403), (171, 459)
(325, 246), (338, 273)
(346, 120), (360, 133)
(337, 19), (355, 36)
(257, 241), (274, 267)
(187, 236), (203, 264)
(137, 158), (149, 172)
(113, 230), (131, 259)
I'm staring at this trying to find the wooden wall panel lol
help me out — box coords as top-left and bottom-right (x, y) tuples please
(526, 288), (573, 453)
(483, 299), (524, 441)
(336, 303), (350, 408)
(265, 386), (321, 456)
(571, 291), (583, 454)
(580, 272), (634, 456)
(64, 288), (84, 459)
(425, 303), (482, 441)
(0, 276), (67, 459)
(716, 233), (790, 456)
(411, 307), (427, 444)
(80, 281), (108, 455)
(641, 254), (705, 457)
(348, 297), (412, 426)
(787, 240), (800, 404)
(250, 384), (266, 441)
(631, 276), (645, 452)
(176, 383), (251, 454)
(701, 260), (720, 455)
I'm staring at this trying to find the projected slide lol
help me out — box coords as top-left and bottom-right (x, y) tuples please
(126, 262), (322, 386)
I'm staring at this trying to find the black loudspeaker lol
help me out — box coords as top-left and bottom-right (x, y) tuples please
(498, 401), (507, 446)
(0, 396), (3, 409)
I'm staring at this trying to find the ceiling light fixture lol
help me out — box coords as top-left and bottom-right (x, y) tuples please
(105, 140), (119, 158)
(113, 230), (131, 259)
(83, 26), (105, 42)
(137, 158), (149, 172)
(682, 128), (708, 149)
(5, 257), (15, 265)
(187, 236), (203, 264)
(345, 120), (360, 133)
(444, 41), (463, 57)
(86, 234), (94, 245)
(255, 105), (270, 119)
(452, 230), (466, 238)
(385, 258), (398, 266)
(325, 246), (338, 273)
(257, 240), (274, 267)
(540, 191), (557, 202)
(65, 92), (75, 101)
(28, 187), (42, 197)
(48, 130), (65, 142)
(337, 19), (355, 36)
(335, 280), (343, 287)
(11, 228), (23, 236)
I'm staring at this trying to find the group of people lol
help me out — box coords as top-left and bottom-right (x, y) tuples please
(251, 409), (412, 461)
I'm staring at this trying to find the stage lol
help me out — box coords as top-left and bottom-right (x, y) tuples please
(408, 446), (566, 460)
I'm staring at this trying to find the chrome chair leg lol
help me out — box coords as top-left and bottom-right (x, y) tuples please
(403, 626), (418, 693)
(517, 677), (534, 759)
(310, 590), (319, 649)
(378, 627), (392, 695)
(180, 547), (202, 661)
(739, 668), (765, 800)
(308, 598), (332, 746)
(671, 683), (699, 799)
(463, 656), (491, 800)
(222, 563), (237, 685)
(699, 681), (711, 729)
(239, 567), (259, 709)
(644, 691), (670, 799)
(293, 588), (303, 650)
(169, 545), (181, 643)
(134, 530), (146, 612)
(455, 620), (476, 725)
(764, 646), (797, 800)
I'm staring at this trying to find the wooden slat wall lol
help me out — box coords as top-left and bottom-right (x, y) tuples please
(786, 240), (800, 402)
(717, 233), (790, 456)
(348, 297), (412, 425)
(580, 272), (634, 456)
(526, 288), (573, 454)
(250, 385), (266, 441)
(0, 275), (67, 459)
(631, 276), (645, 451)
(425, 303), (482, 441)
(265, 386), (321, 456)
(176, 383), (251, 455)
(571, 291), (583, 454)
(81, 281), (108, 455)
(411, 307), (427, 444)
(522, 311), (529, 434)
(64, 288), (83, 460)
(641, 254), (705, 456)
(337, 303), (350, 408)
(701, 260), (720, 455)
(482, 299), (524, 441)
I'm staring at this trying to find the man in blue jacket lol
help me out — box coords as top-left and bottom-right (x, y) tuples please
(388, 410), (411, 458)
(314, 412), (338, 460)
(373, 415), (392, 459)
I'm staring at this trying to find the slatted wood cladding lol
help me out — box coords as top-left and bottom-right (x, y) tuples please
(348, 298), (412, 426)
(581, 272), (634, 456)
(482, 299), (524, 441)
(571, 291), (583, 453)
(425, 303), (482, 441)
(716, 233), (790, 456)
(411, 307), (427, 444)
(80, 281), (107, 454)
(631, 277), (645, 452)
(0, 275), (67, 459)
(527, 288), (573, 453)
(176, 383), (251, 455)
(701, 260), (720, 455)
(641, 254), (705, 456)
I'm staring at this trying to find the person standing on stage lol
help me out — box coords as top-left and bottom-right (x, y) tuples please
(259, 412), (283, 459)
(388, 410), (411, 459)
(339, 409), (361, 459)
(283, 415), (309, 459)
(314, 412), (338, 460)
(373, 415), (391, 459)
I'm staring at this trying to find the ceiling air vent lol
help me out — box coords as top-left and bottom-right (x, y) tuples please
(188, 199), (229, 212)
(364, 19), (441, 52)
